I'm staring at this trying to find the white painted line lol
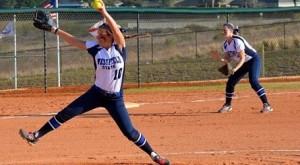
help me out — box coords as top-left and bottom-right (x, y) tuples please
(167, 149), (300, 156)
(0, 116), (29, 120)
(1, 91), (299, 120)
(140, 101), (182, 105)
(142, 91), (300, 105)
(97, 149), (300, 158)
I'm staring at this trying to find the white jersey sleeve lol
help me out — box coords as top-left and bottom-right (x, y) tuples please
(86, 41), (98, 49)
(223, 36), (256, 63)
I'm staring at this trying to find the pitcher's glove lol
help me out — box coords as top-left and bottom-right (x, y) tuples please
(218, 63), (234, 76)
(33, 9), (56, 32)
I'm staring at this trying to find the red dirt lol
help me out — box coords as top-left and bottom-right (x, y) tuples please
(0, 84), (300, 165)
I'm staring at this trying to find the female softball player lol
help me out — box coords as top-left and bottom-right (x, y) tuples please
(210, 23), (273, 113)
(19, 1), (170, 165)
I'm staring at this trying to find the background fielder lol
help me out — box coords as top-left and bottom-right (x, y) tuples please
(210, 23), (273, 113)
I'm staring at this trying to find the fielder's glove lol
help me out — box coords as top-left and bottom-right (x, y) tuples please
(218, 63), (234, 76)
(33, 9), (56, 32)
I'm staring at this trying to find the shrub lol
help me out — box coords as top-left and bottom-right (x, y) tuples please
(262, 40), (270, 50)
(293, 37), (300, 48)
(270, 41), (278, 51)
(184, 24), (210, 32)
(263, 40), (278, 51)
(278, 39), (286, 50)
(164, 37), (177, 47)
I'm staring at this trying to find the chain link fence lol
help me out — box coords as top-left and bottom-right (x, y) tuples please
(0, 8), (300, 90)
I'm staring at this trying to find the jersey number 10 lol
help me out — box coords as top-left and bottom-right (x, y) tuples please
(114, 68), (123, 80)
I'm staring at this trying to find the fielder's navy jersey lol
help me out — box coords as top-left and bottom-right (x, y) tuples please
(86, 41), (126, 93)
(223, 35), (259, 62)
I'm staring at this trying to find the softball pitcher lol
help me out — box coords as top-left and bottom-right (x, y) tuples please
(19, 1), (170, 165)
(210, 23), (273, 113)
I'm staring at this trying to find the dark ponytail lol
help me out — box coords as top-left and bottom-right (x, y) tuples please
(233, 29), (240, 35)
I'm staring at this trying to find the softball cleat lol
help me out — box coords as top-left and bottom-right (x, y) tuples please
(151, 152), (170, 165)
(218, 104), (232, 113)
(152, 155), (170, 165)
(19, 129), (39, 146)
(260, 103), (273, 113)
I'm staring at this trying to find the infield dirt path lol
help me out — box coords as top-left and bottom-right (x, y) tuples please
(0, 85), (300, 165)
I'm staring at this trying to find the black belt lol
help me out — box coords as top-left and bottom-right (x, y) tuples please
(94, 85), (121, 97)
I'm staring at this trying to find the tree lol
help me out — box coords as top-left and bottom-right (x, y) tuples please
(103, 0), (119, 6)
(120, 0), (143, 7)
(197, 0), (222, 8)
(15, 0), (39, 8)
(0, 0), (17, 8)
(159, 0), (175, 7)
(244, 0), (254, 7)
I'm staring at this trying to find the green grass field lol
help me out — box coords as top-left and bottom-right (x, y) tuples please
(124, 81), (300, 93)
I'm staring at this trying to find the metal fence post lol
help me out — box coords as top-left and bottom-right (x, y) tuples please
(151, 36), (154, 63)
(136, 13), (141, 87)
(55, 0), (61, 87)
(13, 15), (17, 89)
(226, 14), (229, 22)
(261, 44), (265, 77)
(195, 31), (198, 57)
(283, 23), (286, 49)
(43, 31), (48, 93)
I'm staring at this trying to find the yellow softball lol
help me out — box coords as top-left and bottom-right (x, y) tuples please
(91, 0), (103, 9)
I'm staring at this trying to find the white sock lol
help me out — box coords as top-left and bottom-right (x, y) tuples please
(34, 131), (39, 138)
(150, 152), (158, 159)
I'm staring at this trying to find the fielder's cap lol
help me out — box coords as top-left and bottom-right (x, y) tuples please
(223, 23), (240, 33)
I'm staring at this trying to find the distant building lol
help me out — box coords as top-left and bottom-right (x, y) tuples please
(229, 0), (299, 7)
(173, 0), (234, 7)
(59, 0), (81, 3)
(261, 0), (299, 7)
(58, 0), (89, 8)
(174, 0), (199, 7)
(174, 0), (299, 8)
(229, 0), (255, 7)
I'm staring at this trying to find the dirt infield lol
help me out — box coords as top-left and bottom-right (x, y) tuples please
(0, 84), (300, 165)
